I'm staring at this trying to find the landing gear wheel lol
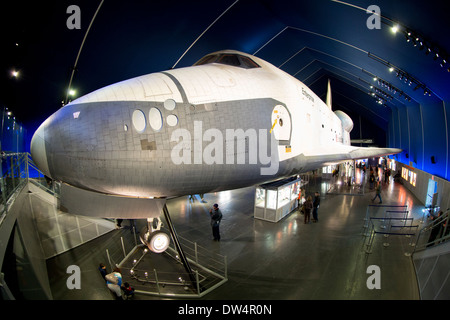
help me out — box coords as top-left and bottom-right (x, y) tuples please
(140, 228), (170, 253)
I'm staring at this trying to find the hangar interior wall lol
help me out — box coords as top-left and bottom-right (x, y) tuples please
(395, 161), (450, 212)
(388, 100), (449, 182)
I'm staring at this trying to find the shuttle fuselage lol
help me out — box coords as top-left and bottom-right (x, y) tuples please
(31, 50), (400, 198)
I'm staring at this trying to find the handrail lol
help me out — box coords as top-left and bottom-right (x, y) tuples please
(413, 208), (450, 252)
(0, 152), (59, 227)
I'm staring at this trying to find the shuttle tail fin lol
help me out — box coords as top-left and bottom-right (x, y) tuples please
(326, 79), (332, 110)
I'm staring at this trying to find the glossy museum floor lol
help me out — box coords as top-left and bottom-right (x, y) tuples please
(47, 170), (422, 300)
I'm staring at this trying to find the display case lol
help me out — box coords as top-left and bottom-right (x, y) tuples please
(254, 176), (301, 222)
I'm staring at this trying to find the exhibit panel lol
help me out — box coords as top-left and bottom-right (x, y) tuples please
(254, 176), (301, 222)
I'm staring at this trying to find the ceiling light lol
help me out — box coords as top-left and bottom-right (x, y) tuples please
(391, 25), (399, 33)
(389, 67), (394, 72)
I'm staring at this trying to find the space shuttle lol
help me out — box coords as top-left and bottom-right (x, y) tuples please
(30, 50), (400, 253)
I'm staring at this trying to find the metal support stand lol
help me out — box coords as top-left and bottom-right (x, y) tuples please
(162, 204), (199, 292)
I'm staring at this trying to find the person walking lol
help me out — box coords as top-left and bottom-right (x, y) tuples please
(371, 182), (382, 204)
(312, 192), (320, 222)
(209, 203), (223, 241)
(303, 196), (313, 224)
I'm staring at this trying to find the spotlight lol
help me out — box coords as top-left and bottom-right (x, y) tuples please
(426, 47), (431, 55)
(434, 53), (439, 60)
(389, 67), (394, 72)
(391, 25), (399, 33)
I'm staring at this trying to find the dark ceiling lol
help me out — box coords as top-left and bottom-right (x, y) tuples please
(2, 0), (450, 148)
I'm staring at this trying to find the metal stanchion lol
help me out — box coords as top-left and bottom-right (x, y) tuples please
(121, 237), (126, 258)
(365, 223), (376, 254)
(106, 249), (113, 270)
(154, 269), (160, 294)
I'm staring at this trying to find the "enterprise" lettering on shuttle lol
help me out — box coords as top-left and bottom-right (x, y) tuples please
(302, 87), (314, 103)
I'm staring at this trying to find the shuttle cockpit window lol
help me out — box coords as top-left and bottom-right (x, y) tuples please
(194, 53), (260, 69)
(240, 56), (260, 69)
(195, 54), (218, 66)
(217, 54), (241, 66)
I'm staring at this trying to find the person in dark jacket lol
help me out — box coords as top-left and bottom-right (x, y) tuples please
(312, 192), (320, 222)
(303, 196), (313, 224)
(121, 282), (135, 300)
(209, 203), (223, 241)
(98, 263), (107, 280)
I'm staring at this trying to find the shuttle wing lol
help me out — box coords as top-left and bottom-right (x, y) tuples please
(302, 145), (401, 165)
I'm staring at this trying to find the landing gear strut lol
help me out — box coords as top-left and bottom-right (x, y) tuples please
(139, 204), (200, 292)
(140, 217), (170, 253)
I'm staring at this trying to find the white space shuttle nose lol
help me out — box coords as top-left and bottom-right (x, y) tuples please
(30, 122), (51, 178)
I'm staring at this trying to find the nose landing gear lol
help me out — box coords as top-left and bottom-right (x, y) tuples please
(140, 217), (170, 253)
